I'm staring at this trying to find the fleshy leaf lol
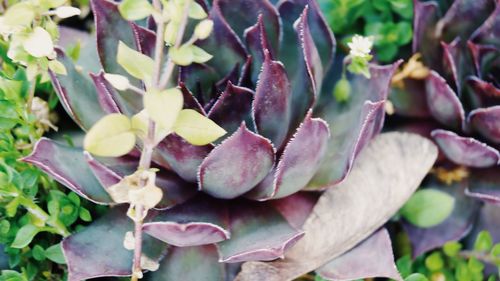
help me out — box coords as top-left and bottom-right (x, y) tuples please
(253, 51), (292, 149)
(471, 4), (500, 48)
(22, 138), (112, 204)
(208, 82), (254, 136)
(156, 134), (213, 182)
(89, 72), (121, 114)
(248, 113), (330, 200)
(412, 0), (440, 67)
(63, 207), (166, 280)
(390, 79), (431, 118)
(244, 15), (274, 82)
(316, 228), (402, 281)
(147, 245), (224, 281)
(425, 71), (465, 130)
(468, 106), (500, 144)
(465, 76), (500, 108)
(216, 0), (280, 55)
(465, 168), (500, 204)
(218, 200), (304, 263)
(235, 132), (437, 281)
(49, 49), (106, 130)
(143, 195), (230, 246)
(403, 177), (480, 257)
(199, 124), (275, 199)
(270, 192), (319, 229)
(431, 129), (500, 168)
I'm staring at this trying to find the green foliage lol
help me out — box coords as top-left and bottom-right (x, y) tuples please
(400, 189), (455, 228)
(318, 0), (413, 62)
(396, 230), (500, 281)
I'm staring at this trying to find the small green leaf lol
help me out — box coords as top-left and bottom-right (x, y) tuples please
(173, 109), (227, 145)
(194, 19), (214, 40)
(468, 257), (484, 273)
(11, 224), (39, 248)
(67, 192), (80, 206)
(400, 189), (455, 228)
(3, 2), (35, 26)
(118, 0), (153, 21)
(490, 243), (500, 257)
(443, 241), (462, 257)
(45, 243), (66, 264)
(83, 113), (136, 157)
(117, 41), (154, 82)
(474, 231), (493, 252)
(23, 27), (54, 58)
(143, 88), (183, 129)
(48, 60), (67, 75)
(189, 2), (208, 19)
(79, 207), (92, 222)
(425, 252), (444, 271)
(32, 245), (46, 261)
(333, 78), (351, 102)
(190, 45), (213, 64)
(169, 45), (194, 66)
(404, 273), (429, 281)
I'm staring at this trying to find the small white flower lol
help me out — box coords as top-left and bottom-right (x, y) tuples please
(347, 35), (373, 58)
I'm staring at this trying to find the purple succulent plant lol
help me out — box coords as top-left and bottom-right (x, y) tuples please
(22, 0), (399, 279)
(390, 0), (500, 257)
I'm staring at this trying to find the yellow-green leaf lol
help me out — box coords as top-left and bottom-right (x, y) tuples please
(84, 113), (136, 157)
(143, 88), (183, 129)
(131, 110), (172, 144)
(168, 45), (193, 66)
(190, 45), (212, 64)
(23, 27), (54, 58)
(48, 60), (67, 75)
(173, 109), (227, 145)
(118, 0), (153, 21)
(194, 19), (213, 40)
(189, 2), (207, 19)
(117, 41), (154, 82)
(3, 2), (35, 26)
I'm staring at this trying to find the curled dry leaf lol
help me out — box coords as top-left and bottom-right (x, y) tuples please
(235, 132), (438, 281)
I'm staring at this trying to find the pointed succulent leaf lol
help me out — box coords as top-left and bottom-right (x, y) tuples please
(412, 0), (440, 67)
(244, 15), (274, 81)
(49, 49), (107, 130)
(468, 106), (500, 144)
(218, 201), (304, 263)
(143, 195), (230, 246)
(84, 113), (136, 157)
(179, 83), (206, 114)
(253, 51), (292, 149)
(199, 124), (274, 199)
(173, 109), (227, 146)
(248, 113), (330, 200)
(22, 138), (113, 204)
(466, 76), (500, 108)
(207, 82), (254, 136)
(471, 4), (500, 48)
(431, 129), (500, 168)
(465, 168), (500, 204)
(91, 72), (122, 113)
(92, 0), (141, 85)
(403, 177), (480, 257)
(425, 71), (465, 130)
(156, 134), (213, 182)
(130, 22), (158, 58)
(390, 79), (431, 118)
(270, 192), (319, 229)
(144, 88), (183, 130)
(148, 245), (224, 281)
(62, 207), (166, 280)
(316, 228), (402, 281)
(216, 0), (280, 55)
(117, 41), (154, 82)
(235, 133), (437, 281)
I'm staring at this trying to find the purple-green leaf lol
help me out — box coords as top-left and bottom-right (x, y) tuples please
(425, 71), (465, 130)
(244, 15), (274, 81)
(413, 0), (440, 67)
(208, 82), (254, 136)
(143, 196), (230, 246)
(49, 49), (107, 130)
(147, 245), (224, 281)
(431, 129), (500, 167)
(390, 79), (431, 118)
(22, 138), (112, 204)
(468, 106), (500, 144)
(253, 51), (292, 149)
(316, 228), (402, 281)
(403, 177), (480, 257)
(471, 4), (500, 48)
(199, 123), (275, 199)
(270, 192), (319, 229)
(218, 201), (304, 263)
(465, 168), (500, 204)
(466, 76), (500, 108)
(63, 207), (166, 280)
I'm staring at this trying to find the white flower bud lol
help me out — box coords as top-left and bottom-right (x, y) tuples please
(54, 6), (81, 18)
(104, 73), (130, 91)
(194, 19), (213, 40)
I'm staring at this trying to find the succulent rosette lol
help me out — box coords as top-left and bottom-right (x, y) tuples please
(22, 0), (400, 280)
(390, 0), (500, 257)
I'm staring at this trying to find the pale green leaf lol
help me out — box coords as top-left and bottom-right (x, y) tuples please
(45, 243), (66, 264)
(168, 45), (193, 66)
(118, 0), (153, 21)
(12, 224), (39, 248)
(194, 19), (213, 40)
(143, 88), (183, 129)
(23, 27), (54, 58)
(83, 113), (136, 157)
(131, 110), (172, 144)
(3, 2), (35, 26)
(400, 189), (455, 228)
(189, 2), (208, 19)
(190, 45), (212, 64)
(48, 60), (67, 75)
(173, 109), (226, 145)
(104, 73), (130, 91)
(117, 41), (154, 82)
